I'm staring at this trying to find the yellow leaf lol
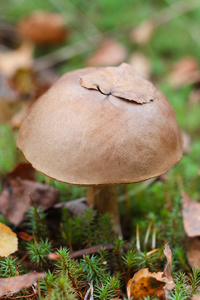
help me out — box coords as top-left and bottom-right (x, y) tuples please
(0, 223), (18, 257)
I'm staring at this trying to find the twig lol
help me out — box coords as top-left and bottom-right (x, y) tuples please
(69, 243), (113, 259)
(4, 292), (37, 299)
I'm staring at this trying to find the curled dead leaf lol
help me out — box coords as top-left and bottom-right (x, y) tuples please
(80, 63), (155, 104)
(163, 242), (172, 279)
(0, 272), (45, 297)
(0, 223), (18, 257)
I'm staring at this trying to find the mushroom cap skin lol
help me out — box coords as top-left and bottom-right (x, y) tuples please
(17, 64), (183, 186)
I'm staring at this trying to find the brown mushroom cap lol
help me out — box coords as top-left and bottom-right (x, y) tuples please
(17, 64), (182, 185)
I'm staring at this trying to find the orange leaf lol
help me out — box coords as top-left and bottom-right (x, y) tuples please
(127, 268), (167, 299)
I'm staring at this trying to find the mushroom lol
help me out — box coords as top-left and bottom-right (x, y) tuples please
(17, 63), (183, 235)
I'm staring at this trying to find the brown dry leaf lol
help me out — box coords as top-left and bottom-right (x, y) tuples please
(0, 42), (33, 78)
(86, 38), (127, 67)
(129, 52), (151, 79)
(127, 268), (169, 299)
(182, 191), (200, 237)
(18, 11), (67, 45)
(163, 242), (172, 279)
(185, 236), (200, 268)
(192, 293), (200, 300)
(5, 162), (36, 182)
(0, 223), (18, 257)
(182, 131), (192, 154)
(54, 197), (88, 216)
(131, 21), (155, 45)
(0, 272), (45, 297)
(80, 63), (155, 104)
(18, 231), (32, 242)
(0, 178), (59, 226)
(189, 89), (200, 105)
(169, 57), (200, 88)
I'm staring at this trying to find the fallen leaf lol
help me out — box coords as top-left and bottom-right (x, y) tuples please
(48, 252), (61, 260)
(169, 57), (200, 88)
(182, 131), (192, 154)
(182, 191), (200, 237)
(54, 197), (88, 216)
(0, 178), (59, 225)
(129, 52), (151, 79)
(80, 63), (155, 104)
(189, 89), (200, 105)
(163, 242), (172, 279)
(18, 231), (32, 241)
(86, 38), (127, 67)
(0, 42), (33, 78)
(131, 21), (155, 45)
(5, 162), (36, 182)
(127, 243), (175, 299)
(0, 222), (18, 257)
(127, 268), (167, 299)
(185, 236), (200, 268)
(0, 272), (45, 297)
(192, 293), (200, 300)
(18, 11), (67, 45)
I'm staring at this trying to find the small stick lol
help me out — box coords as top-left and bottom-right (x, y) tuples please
(70, 243), (114, 259)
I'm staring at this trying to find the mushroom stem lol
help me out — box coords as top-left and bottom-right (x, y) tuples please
(87, 185), (122, 237)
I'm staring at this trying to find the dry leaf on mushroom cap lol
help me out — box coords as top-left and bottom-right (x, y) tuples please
(80, 63), (155, 103)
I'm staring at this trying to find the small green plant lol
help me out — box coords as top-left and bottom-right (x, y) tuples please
(94, 275), (120, 299)
(0, 257), (22, 277)
(27, 239), (52, 265)
(168, 267), (200, 300)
